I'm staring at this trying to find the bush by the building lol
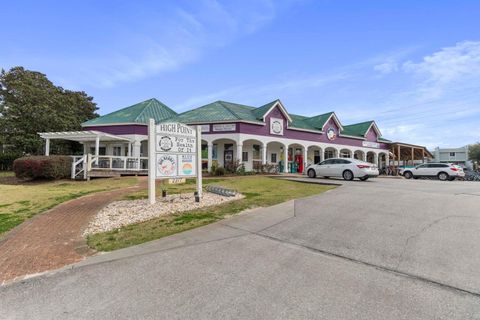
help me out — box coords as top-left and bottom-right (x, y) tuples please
(214, 167), (226, 176)
(13, 156), (72, 180)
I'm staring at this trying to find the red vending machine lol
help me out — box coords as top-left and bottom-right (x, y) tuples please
(295, 154), (304, 173)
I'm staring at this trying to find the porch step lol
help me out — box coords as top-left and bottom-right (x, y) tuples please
(87, 170), (121, 178)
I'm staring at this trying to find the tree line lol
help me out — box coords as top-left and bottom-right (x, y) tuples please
(0, 67), (98, 155)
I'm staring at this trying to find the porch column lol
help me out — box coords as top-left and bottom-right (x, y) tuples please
(207, 143), (213, 172)
(95, 136), (100, 165)
(132, 141), (141, 157)
(45, 138), (50, 156)
(373, 153), (378, 166)
(283, 146), (288, 173)
(362, 152), (367, 162)
(350, 149), (354, 158)
(236, 144), (243, 163)
(261, 143), (267, 165)
(303, 147), (308, 173)
(320, 148), (324, 162)
(127, 143), (132, 156)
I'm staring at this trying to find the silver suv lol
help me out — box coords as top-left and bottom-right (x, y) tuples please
(403, 163), (465, 181)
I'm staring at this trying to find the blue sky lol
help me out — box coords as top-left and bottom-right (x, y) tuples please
(2, 0), (480, 148)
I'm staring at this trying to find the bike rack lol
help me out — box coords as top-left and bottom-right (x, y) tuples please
(206, 185), (237, 197)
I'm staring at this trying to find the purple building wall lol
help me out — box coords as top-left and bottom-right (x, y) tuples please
(365, 127), (378, 141)
(84, 125), (148, 135)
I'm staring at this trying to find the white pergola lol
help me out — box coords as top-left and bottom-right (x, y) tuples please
(38, 131), (132, 157)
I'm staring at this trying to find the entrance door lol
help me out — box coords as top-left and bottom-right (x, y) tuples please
(314, 150), (321, 164)
(224, 150), (233, 165)
(224, 143), (234, 167)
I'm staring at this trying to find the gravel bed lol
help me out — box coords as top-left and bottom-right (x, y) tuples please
(83, 192), (244, 235)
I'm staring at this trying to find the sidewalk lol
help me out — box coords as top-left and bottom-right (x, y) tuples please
(0, 178), (146, 285)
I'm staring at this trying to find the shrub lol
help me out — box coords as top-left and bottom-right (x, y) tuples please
(225, 160), (243, 174)
(0, 153), (22, 171)
(210, 162), (218, 175)
(214, 167), (226, 176)
(252, 162), (279, 174)
(13, 156), (72, 180)
(237, 163), (246, 175)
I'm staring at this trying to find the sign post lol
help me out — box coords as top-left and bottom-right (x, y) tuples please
(148, 119), (156, 205)
(148, 119), (202, 205)
(196, 125), (202, 197)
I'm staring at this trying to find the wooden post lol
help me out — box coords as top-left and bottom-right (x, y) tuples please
(45, 138), (50, 156)
(411, 147), (415, 166)
(397, 144), (401, 175)
(95, 136), (100, 165)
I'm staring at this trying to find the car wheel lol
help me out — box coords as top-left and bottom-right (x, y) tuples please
(404, 171), (413, 179)
(343, 170), (354, 181)
(307, 169), (316, 178)
(438, 172), (449, 181)
(359, 177), (369, 181)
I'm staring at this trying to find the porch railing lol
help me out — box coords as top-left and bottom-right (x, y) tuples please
(71, 155), (87, 180)
(87, 155), (149, 172)
(71, 155), (149, 179)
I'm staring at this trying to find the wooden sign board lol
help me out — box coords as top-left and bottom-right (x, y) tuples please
(148, 120), (202, 204)
(168, 178), (186, 185)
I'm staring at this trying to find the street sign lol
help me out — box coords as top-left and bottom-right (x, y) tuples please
(148, 120), (202, 204)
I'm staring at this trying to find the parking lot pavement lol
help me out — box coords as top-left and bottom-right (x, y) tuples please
(1, 178), (479, 319)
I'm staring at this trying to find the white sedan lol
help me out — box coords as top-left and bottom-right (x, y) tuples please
(306, 158), (379, 181)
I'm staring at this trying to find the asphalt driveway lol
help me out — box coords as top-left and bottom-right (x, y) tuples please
(1, 178), (480, 319)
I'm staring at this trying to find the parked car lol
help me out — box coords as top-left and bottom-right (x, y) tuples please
(403, 163), (465, 181)
(306, 158), (379, 181)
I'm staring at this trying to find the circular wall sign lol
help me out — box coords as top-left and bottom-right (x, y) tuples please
(159, 136), (173, 151)
(326, 127), (337, 141)
(272, 120), (282, 134)
(157, 155), (176, 176)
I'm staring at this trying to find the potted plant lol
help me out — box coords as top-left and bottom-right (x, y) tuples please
(161, 180), (167, 197)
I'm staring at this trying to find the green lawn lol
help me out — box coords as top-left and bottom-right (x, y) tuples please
(87, 176), (334, 251)
(0, 171), (14, 178)
(0, 175), (138, 235)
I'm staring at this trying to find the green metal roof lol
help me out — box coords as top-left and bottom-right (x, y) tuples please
(341, 121), (375, 138)
(252, 100), (279, 119)
(303, 112), (334, 130)
(168, 101), (261, 123)
(86, 97), (390, 141)
(82, 98), (177, 126)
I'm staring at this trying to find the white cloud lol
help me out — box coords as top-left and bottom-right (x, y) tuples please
(7, 0), (291, 89)
(402, 41), (480, 84)
(373, 61), (398, 74)
(176, 69), (352, 111)
(398, 41), (480, 100)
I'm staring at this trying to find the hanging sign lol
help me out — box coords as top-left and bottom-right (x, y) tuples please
(362, 141), (380, 148)
(212, 123), (236, 132)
